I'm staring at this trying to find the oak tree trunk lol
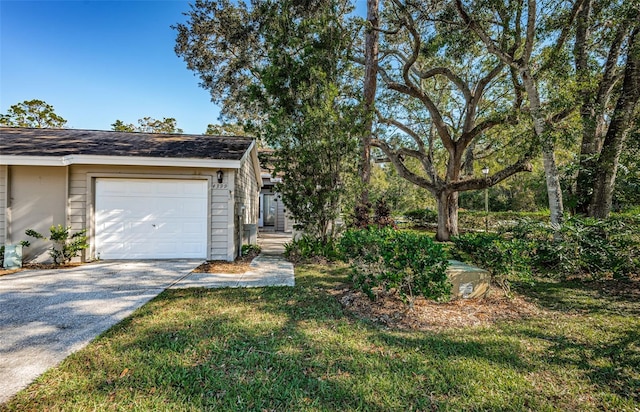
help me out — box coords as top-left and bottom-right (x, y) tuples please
(589, 27), (640, 218)
(436, 191), (459, 242)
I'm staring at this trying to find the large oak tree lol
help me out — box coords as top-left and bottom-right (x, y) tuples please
(364, 0), (533, 240)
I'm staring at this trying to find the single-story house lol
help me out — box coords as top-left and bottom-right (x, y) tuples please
(257, 150), (293, 233)
(258, 171), (293, 233)
(0, 127), (261, 263)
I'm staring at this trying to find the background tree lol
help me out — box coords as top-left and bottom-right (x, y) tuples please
(0, 99), (67, 128)
(205, 123), (246, 136)
(111, 117), (183, 133)
(111, 119), (136, 132)
(175, 0), (358, 240)
(363, 0), (533, 240)
(572, 1), (640, 218)
(455, 0), (591, 230)
(356, 0), (380, 220)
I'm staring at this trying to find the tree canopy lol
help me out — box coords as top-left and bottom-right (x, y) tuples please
(175, 0), (640, 239)
(111, 117), (183, 134)
(176, 0), (359, 239)
(0, 99), (67, 128)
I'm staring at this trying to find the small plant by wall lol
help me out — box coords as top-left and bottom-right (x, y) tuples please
(25, 225), (88, 265)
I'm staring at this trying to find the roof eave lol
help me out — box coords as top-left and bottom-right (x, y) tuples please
(0, 154), (242, 169)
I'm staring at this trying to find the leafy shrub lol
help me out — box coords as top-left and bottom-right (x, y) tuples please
(510, 216), (639, 279)
(373, 198), (397, 228)
(404, 208), (438, 226)
(457, 210), (549, 232)
(450, 232), (533, 291)
(284, 234), (339, 263)
(339, 227), (450, 303)
(241, 244), (261, 257)
(25, 225), (88, 265)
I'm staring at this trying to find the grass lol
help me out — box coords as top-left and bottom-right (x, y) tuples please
(3, 265), (639, 411)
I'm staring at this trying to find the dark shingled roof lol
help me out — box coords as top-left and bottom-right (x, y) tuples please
(0, 127), (254, 160)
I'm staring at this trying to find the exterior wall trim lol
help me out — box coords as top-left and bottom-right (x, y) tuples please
(1, 155), (241, 169)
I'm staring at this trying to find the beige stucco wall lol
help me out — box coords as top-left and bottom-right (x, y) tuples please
(0, 165), (6, 246)
(68, 164), (236, 261)
(7, 166), (67, 263)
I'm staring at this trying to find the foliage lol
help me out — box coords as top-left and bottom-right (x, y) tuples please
(284, 235), (340, 264)
(509, 216), (640, 280)
(457, 210), (549, 232)
(404, 208), (438, 226)
(25, 225), (88, 265)
(450, 232), (533, 291)
(241, 244), (261, 257)
(0, 99), (67, 128)
(175, 0), (358, 240)
(368, 159), (435, 213)
(111, 117), (183, 133)
(339, 227), (450, 303)
(451, 214), (639, 281)
(372, 198), (396, 228)
(205, 123), (246, 136)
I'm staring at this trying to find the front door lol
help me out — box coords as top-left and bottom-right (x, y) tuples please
(263, 194), (276, 226)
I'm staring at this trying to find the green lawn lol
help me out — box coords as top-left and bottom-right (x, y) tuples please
(3, 265), (638, 411)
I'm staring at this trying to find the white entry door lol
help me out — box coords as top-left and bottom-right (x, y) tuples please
(95, 178), (208, 259)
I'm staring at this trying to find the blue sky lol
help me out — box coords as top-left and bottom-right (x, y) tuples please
(1, 0), (220, 134)
(1, 0), (367, 134)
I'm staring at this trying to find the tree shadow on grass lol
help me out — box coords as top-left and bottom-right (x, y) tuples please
(513, 278), (640, 316)
(5, 266), (638, 411)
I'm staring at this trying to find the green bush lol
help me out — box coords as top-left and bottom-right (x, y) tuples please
(404, 208), (438, 226)
(457, 210), (549, 232)
(339, 227), (450, 303)
(284, 234), (339, 263)
(510, 216), (639, 279)
(450, 232), (533, 290)
(241, 244), (261, 257)
(25, 225), (88, 265)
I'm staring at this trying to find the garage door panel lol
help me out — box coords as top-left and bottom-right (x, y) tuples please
(96, 179), (209, 259)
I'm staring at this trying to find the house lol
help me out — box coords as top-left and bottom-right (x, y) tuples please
(258, 171), (294, 233)
(256, 150), (293, 233)
(0, 127), (261, 263)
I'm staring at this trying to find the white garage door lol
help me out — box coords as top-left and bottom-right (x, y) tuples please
(95, 178), (208, 259)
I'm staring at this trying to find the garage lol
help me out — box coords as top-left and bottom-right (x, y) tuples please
(1, 127), (262, 262)
(95, 178), (208, 259)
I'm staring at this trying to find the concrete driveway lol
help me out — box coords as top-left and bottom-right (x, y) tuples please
(0, 260), (202, 404)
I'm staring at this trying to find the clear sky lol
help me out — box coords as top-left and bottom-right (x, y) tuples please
(1, 0), (220, 134)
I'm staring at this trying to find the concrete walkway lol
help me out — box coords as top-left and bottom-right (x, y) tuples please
(170, 232), (295, 288)
(0, 232), (294, 404)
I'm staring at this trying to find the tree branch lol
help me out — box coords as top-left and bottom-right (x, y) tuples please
(449, 157), (533, 191)
(371, 138), (437, 190)
(455, 0), (516, 67)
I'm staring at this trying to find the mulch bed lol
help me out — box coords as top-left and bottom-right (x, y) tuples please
(0, 263), (83, 276)
(1, 250), (263, 277)
(192, 250), (260, 274)
(330, 287), (545, 332)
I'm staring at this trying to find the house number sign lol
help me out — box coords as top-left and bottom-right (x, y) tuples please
(212, 183), (228, 189)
